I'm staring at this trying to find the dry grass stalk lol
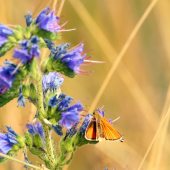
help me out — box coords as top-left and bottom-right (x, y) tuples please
(68, 0), (159, 131)
(137, 88), (170, 170)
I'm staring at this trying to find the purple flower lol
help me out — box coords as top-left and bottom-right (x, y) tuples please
(0, 24), (13, 36)
(48, 94), (60, 107)
(30, 44), (41, 58)
(36, 7), (50, 24)
(59, 102), (83, 129)
(79, 114), (92, 133)
(52, 124), (63, 136)
(58, 96), (73, 111)
(13, 49), (31, 64)
(26, 122), (45, 138)
(31, 37), (39, 44)
(97, 108), (105, 117)
(24, 11), (33, 26)
(0, 126), (18, 156)
(13, 44), (40, 64)
(42, 72), (64, 91)
(58, 93), (66, 100)
(5, 126), (17, 137)
(19, 40), (29, 48)
(65, 122), (78, 139)
(67, 101), (83, 112)
(108, 118), (113, 125)
(0, 60), (17, 95)
(17, 87), (26, 107)
(0, 133), (17, 156)
(36, 7), (61, 33)
(53, 43), (70, 59)
(0, 35), (8, 47)
(0, 24), (13, 47)
(61, 44), (86, 73)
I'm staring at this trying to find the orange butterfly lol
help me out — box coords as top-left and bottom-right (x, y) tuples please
(85, 111), (124, 142)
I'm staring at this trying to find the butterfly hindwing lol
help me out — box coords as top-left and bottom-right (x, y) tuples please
(85, 119), (97, 140)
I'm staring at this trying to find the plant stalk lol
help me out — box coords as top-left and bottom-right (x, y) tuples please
(36, 63), (56, 170)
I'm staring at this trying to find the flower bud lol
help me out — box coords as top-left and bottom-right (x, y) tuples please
(30, 83), (37, 100)
(22, 84), (29, 98)
(24, 131), (33, 148)
(7, 36), (17, 42)
(47, 57), (55, 72)
(13, 30), (23, 41)
(28, 57), (38, 79)
(65, 138), (73, 152)
(24, 27), (31, 39)
(41, 55), (51, 72)
(16, 134), (25, 148)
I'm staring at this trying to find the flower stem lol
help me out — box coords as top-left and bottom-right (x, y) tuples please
(0, 153), (42, 170)
(36, 62), (56, 170)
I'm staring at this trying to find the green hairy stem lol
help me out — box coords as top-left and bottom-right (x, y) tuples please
(36, 62), (56, 170)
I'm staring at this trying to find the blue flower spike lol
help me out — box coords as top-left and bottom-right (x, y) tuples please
(0, 24), (13, 47)
(35, 7), (71, 33)
(42, 42), (104, 78)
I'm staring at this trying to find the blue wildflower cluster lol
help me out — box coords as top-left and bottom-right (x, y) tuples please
(0, 24), (14, 47)
(0, 60), (18, 95)
(0, 126), (25, 163)
(42, 42), (95, 78)
(0, 6), (118, 170)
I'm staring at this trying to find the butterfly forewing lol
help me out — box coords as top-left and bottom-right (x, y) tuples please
(100, 116), (122, 140)
(85, 119), (97, 140)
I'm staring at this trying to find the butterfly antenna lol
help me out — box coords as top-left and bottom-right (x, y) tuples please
(112, 116), (120, 123)
(100, 105), (104, 110)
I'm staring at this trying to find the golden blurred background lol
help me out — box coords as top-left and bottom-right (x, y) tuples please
(0, 0), (170, 169)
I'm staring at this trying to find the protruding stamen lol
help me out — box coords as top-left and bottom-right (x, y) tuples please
(58, 28), (76, 32)
(67, 40), (84, 52)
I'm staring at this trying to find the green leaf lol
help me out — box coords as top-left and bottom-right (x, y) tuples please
(29, 148), (44, 156)
(45, 159), (51, 169)
(0, 41), (15, 57)
(22, 85), (29, 98)
(33, 28), (61, 41)
(34, 134), (43, 149)
(0, 93), (18, 107)
(30, 83), (37, 101)
(27, 58), (38, 79)
(64, 152), (73, 165)
(60, 138), (66, 154)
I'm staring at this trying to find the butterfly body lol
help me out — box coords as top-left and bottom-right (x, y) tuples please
(85, 111), (124, 142)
